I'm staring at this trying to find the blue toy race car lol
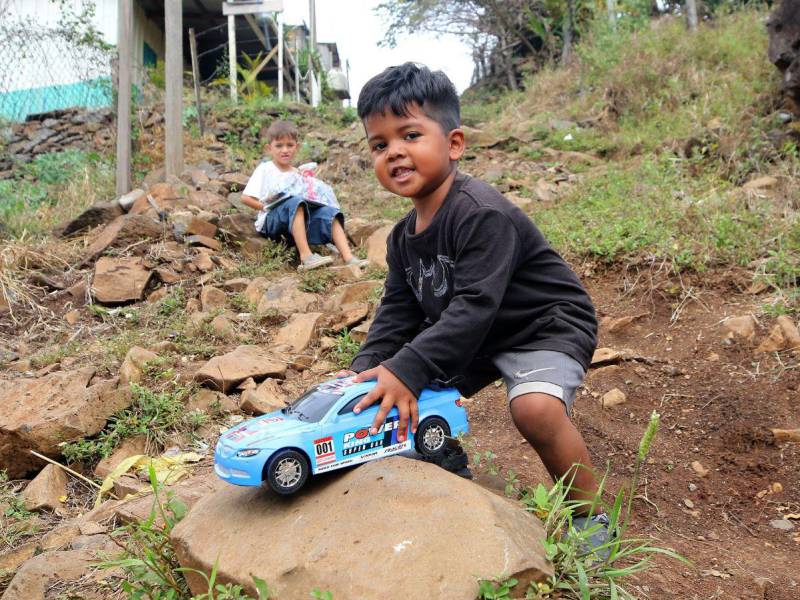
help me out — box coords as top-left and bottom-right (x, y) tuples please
(214, 376), (469, 495)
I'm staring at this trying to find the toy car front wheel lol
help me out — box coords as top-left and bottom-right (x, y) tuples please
(265, 450), (309, 495)
(415, 417), (450, 459)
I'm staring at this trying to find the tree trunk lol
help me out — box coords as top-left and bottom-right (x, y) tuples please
(561, 0), (574, 66)
(501, 30), (518, 90)
(686, 0), (698, 31)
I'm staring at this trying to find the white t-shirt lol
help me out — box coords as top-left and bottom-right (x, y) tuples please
(243, 160), (341, 233)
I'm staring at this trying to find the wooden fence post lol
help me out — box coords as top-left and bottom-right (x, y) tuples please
(165, 0), (183, 178)
(115, 0), (132, 196)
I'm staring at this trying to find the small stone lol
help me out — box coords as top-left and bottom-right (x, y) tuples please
(769, 519), (795, 531)
(64, 309), (80, 325)
(239, 379), (288, 415)
(691, 461), (709, 478)
(721, 315), (756, 341)
(683, 498), (695, 509)
(755, 324), (786, 354)
(185, 234), (221, 251)
(223, 278), (251, 292)
(210, 314), (234, 339)
(22, 464), (68, 511)
(237, 377), (257, 391)
(194, 251), (215, 272)
(688, 483), (698, 492)
(200, 286), (227, 312)
(601, 388), (627, 408)
(119, 347), (158, 386)
(777, 315), (800, 350)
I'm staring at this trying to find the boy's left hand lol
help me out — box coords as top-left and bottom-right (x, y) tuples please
(353, 366), (418, 443)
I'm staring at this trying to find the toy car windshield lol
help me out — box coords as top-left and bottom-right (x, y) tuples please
(281, 386), (344, 422)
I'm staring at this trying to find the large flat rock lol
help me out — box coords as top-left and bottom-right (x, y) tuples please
(171, 457), (551, 599)
(194, 346), (286, 393)
(0, 369), (130, 477)
(92, 256), (153, 304)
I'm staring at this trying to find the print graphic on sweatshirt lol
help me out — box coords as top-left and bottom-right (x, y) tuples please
(406, 255), (455, 301)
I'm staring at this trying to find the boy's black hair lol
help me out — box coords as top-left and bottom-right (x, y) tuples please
(357, 63), (460, 132)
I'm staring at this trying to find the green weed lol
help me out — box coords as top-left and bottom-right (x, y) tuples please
(300, 269), (335, 293)
(329, 330), (361, 369)
(0, 470), (36, 550)
(61, 382), (193, 465)
(235, 240), (294, 278)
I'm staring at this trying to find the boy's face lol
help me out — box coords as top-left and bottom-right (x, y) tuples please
(267, 136), (298, 170)
(364, 103), (464, 204)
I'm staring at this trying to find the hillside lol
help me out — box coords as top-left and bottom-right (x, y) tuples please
(1, 8), (799, 600)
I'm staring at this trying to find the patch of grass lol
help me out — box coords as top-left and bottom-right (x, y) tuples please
(533, 155), (799, 299)
(299, 269), (335, 293)
(0, 470), (37, 551)
(229, 291), (256, 313)
(329, 329), (361, 369)
(0, 150), (114, 237)
(29, 340), (79, 369)
(235, 240), (294, 278)
(61, 381), (194, 465)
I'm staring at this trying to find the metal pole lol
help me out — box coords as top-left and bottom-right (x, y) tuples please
(165, 0), (183, 178)
(309, 0), (316, 51)
(115, 0), (132, 196)
(228, 14), (237, 101)
(188, 28), (205, 137)
(277, 13), (284, 101)
(294, 35), (300, 102)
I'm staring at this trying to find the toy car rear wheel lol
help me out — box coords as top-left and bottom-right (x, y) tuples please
(415, 417), (450, 459)
(265, 449), (309, 495)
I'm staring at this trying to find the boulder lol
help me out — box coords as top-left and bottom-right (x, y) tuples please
(272, 312), (323, 353)
(91, 256), (152, 304)
(0, 369), (131, 477)
(119, 346), (158, 386)
(56, 200), (124, 238)
(239, 379), (288, 415)
(243, 277), (269, 305)
(171, 457), (551, 599)
(365, 224), (393, 269)
(195, 346), (286, 393)
(256, 277), (316, 315)
(200, 286), (227, 312)
(21, 464), (68, 512)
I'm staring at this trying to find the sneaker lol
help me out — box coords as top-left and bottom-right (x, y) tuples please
(297, 253), (333, 272)
(571, 513), (615, 561)
(346, 256), (369, 268)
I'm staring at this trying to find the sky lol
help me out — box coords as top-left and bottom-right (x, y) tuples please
(281, 0), (474, 103)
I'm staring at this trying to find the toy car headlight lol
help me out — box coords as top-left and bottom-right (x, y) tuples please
(236, 449), (261, 458)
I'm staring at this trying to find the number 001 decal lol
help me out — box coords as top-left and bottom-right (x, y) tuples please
(314, 436), (335, 465)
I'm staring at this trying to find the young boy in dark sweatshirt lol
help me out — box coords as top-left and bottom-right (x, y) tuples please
(345, 63), (609, 548)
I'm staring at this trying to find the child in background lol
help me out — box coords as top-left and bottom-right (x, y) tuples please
(241, 120), (367, 272)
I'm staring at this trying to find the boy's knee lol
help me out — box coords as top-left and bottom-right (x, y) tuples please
(510, 392), (569, 434)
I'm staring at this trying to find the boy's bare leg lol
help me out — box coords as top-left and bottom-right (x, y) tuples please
(510, 392), (599, 512)
(331, 219), (354, 262)
(290, 208), (313, 261)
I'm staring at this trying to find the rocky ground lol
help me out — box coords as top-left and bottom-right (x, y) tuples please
(0, 104), (798, 599)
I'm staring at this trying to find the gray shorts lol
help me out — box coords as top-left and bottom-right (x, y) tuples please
(492, 350), (586, 415)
